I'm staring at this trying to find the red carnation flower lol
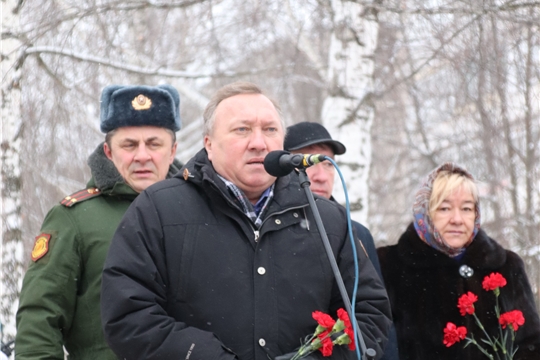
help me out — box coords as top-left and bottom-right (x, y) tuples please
(443, 322), (467, 347)
(482, 273), (507, 291)
(337, 308), (352, 328)
(499, 310), (525, 331)
(312, 311), (336, 329)
(457, 292), (478, 316)
(343, 326), (355, 351)
(337, 308), (356, 351)
(319, 334), (334, 357)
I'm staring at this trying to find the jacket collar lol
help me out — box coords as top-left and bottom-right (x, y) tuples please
(397, 223), (507, 270)
(178, 148), (309, 211)
(87, 143), (124, 192)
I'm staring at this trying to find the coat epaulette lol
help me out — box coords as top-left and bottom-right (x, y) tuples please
(60, 187), (101, 207)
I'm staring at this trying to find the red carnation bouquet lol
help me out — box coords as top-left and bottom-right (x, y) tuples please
(288, 308), (356, 359)
(443, 272), (525, 360)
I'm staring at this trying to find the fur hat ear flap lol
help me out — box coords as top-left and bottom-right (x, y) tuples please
(99, 84), (181, 133)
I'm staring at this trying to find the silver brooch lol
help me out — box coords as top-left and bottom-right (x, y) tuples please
(459, 264), (474, 278)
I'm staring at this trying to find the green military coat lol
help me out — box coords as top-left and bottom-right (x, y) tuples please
(15, 144), (180, 359)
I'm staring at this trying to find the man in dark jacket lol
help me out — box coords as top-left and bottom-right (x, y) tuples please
(284, 121), (399, 360)
(101, 81), (392, 360)
(15, 84), (182, 360)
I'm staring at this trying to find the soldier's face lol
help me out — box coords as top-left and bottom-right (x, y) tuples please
(104, 126), (177, 193)
(204, 94), (284, 203)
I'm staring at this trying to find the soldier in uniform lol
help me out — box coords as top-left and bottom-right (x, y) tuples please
(15, 84), (182, 360)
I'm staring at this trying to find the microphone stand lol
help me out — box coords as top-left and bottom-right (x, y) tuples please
(296, 169), (376, 360)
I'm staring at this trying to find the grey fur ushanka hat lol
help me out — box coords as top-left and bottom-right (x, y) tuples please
(99, 84), (181, 133)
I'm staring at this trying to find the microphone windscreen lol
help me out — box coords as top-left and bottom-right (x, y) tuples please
(264, 150), (294, 177)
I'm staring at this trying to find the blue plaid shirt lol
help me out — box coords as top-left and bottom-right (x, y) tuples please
(217, 175), (274, 228)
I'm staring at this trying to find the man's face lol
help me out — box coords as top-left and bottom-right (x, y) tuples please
(204, 93), (284, 203)
(104, 126), (177, 193)
(291, 144), (335, 199)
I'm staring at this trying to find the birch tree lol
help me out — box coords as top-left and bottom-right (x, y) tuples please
(322, 0), (379, 224)
(1, 0), (24, 343)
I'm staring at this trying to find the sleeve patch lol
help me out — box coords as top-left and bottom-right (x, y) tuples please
(31, 233), (51, 262)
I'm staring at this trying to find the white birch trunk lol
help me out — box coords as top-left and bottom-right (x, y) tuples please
(322, 0), (379, 225)
(1, 0), (24, 344)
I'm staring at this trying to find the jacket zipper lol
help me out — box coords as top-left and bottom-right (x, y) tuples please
(302, 207), (310, 230)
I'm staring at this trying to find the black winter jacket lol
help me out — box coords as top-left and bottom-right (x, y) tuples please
(101, 149), (392, 360)
(377, 224), (540, 360)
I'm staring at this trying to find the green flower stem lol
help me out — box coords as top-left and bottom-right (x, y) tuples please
(507, 327), (515, 360)
(473, 312), (498, 355)
(290, 333), (318, 360)
(494, 291), (501, 318)
(494, 290), (514, 360)
(495, 293), (504, 349)
(292, 341), (318, 360)
(467, 336), (495, 360)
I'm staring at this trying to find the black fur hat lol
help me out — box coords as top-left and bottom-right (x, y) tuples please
(100, 84), (181, 133)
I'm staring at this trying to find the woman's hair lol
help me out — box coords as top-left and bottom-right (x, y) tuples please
(428, 170), (479, 219)
(202, 81), (283, 136)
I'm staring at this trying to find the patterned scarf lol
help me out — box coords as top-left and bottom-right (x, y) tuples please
(217, 175), (274, 229)
(412, 163), (481, 257)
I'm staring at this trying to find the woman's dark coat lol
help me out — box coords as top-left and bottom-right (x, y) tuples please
(101, 149), (392, 360)
(377, 224), (540, 360)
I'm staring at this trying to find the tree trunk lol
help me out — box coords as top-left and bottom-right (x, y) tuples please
(322, 0), (379, 224)
(1, 0), (24, 344)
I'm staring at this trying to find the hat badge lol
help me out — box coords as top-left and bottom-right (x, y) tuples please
(131, 94), (152, 110)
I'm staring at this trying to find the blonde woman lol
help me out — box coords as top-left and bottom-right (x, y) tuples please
(377, 163), (540, 360)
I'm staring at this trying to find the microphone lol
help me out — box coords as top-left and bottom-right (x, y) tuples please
(264, 150), (328, 177)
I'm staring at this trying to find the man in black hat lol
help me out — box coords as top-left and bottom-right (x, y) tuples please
(284, 121), (399, 360)
(15, 84), (182, 360)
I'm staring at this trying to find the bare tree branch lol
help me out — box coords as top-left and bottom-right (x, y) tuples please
(371, 0), (540, 16)
(22, 46), (307, 80)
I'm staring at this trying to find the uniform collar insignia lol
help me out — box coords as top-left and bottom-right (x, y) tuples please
(183, 168), (192, 181)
